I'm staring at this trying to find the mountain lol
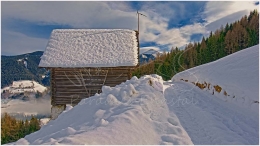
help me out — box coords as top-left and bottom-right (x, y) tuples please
(10, 45), (258, 145)
(1, 80), (48, 99)
(139, 49), (161, 64)
(1, 51), (50, 88)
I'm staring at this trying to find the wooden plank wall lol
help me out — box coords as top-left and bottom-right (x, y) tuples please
(51, 67), (133, 105)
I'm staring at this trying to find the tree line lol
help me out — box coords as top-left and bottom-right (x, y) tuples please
(133, 10), (259, 80)
(1, 113), (41, 144)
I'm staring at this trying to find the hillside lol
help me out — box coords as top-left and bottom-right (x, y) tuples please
(10, 45), (259, 145)
(1, 51), (50, 88)
(172, 44), (259, 111)
(165, 45), (259, 144)
(2, 80), (47, 94)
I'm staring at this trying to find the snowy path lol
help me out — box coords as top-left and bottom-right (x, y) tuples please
(164, 81), (259, 145)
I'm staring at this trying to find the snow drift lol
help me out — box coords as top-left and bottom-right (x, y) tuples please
(172, 45), (259, 111)
(11, 75), (192, 145)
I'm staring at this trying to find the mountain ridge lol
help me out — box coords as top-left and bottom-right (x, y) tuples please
(1, 51), (49, 88)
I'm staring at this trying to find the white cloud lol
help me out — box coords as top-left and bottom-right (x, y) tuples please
(2, 30), (48, 55)
(1, 96), (51, 116)
(105, 1), (133, 12)
(203, 1), (259, 32)
(2, 1), (200, 52)
(205, 10), (249, 32)
(204, 1), (258, 24)
(1, 1), (137, 29)
(1, 1), (258, 55)
(1, 2), (139, 55)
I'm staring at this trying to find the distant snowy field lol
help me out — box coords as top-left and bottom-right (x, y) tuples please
(1, 80), (47, 94)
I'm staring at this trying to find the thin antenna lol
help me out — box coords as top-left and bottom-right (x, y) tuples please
(137, 10), (147, 37)
(137, 10), (147, 65)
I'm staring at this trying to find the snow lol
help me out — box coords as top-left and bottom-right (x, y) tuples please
(11, 75), (192, 145)
(141, 54), (147, 58)
(39, 29), (138, 67)
(172, 44), (259, 112)
(10, 45), (259, 145)
(2, 80), (47, 94)
(40, 118), (51, 127)
(24, 60), (27, 69)
(164, 81), (259, 144)
(166, 45), (259, 144)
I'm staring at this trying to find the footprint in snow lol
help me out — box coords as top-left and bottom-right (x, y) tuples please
(168, 118), (179, 126)
(161, 135), (182, 145)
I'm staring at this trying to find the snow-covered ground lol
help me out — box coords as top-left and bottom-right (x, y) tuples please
(10, 45), (259, 145)
(164, 81), (259, 144)
(172, 44), (259, 112)
(11, 75), (192, 145)
(167, 44), (259, 144)
(1, 80), (47, 94)
(40, 118), (51, 127)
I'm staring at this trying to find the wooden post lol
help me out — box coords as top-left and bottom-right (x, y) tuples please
(128, 68), (132, 80)
(51, 68), (55, 105)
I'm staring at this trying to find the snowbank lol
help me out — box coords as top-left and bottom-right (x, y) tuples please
(172, 45), (259, 111)
(11, 75), (192, 145)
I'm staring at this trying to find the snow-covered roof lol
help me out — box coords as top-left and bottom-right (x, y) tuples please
(39, 29), (139, 68)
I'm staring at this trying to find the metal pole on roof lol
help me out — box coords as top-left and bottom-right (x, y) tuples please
(137, 10), (147, 37)
(137, 10), (147, 64)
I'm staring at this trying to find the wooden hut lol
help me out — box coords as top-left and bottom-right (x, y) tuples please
(39, 29), (139, 118)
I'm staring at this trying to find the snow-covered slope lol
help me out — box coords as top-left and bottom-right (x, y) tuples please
(1, 80), (47, 94)
(164, 81), (259, 144)
(11, 75), (192, 145)
(172, 45), (259, 111)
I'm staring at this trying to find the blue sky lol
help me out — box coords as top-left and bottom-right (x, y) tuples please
(1, 1), (259, 55)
